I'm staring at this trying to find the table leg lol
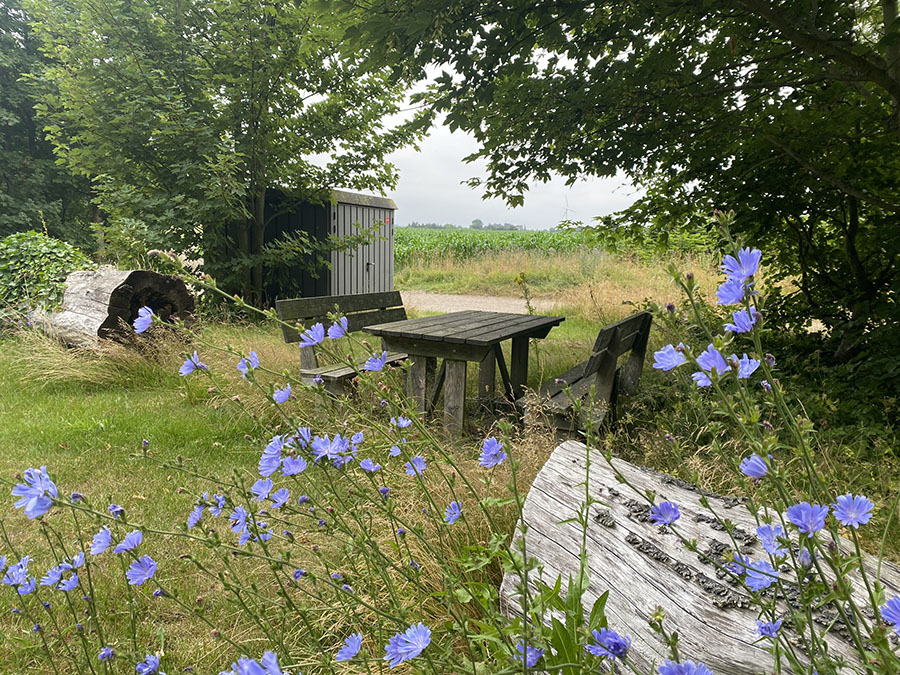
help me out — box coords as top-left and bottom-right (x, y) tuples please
(478, 350), (496, 397)
(510, 336), (530, 399)
(443, 359), (467, 434)
(408, 355), (433, 413)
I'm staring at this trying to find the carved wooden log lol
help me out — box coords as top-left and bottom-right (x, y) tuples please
(500, 440), (900, 673)
(36, 267), (194, 348)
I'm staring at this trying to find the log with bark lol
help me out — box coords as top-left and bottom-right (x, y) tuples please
(499, 440), (900, 673)
(36, 267), (194, 348)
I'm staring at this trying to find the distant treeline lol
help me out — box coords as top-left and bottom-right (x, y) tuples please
(406, 219), (524, 230)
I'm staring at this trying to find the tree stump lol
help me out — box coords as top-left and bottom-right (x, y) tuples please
(36, 267), (194, 348)
(499, 440), (900, 673)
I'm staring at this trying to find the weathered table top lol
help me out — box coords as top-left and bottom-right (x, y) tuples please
(363, 310), (564, 349)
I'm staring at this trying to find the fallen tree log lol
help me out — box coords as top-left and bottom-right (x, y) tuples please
(500, 440), (900, 673)
(36, 267), (194, 348)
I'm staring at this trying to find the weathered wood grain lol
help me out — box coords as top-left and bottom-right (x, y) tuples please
(500, 440), (900, 673)
(36, 267), (193, 348)
(521, 311), (651, 431)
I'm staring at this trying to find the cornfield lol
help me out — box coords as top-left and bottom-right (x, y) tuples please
(394, 228), (590, 266)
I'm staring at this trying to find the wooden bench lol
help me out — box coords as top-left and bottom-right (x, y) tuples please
(275, 291), (407, 395)
(520, 311), (652, 432)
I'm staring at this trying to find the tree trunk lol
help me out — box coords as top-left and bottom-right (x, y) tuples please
(500, 440), (900, 673)
(250, 183), (267, 305)
(35, 267), (194, 348)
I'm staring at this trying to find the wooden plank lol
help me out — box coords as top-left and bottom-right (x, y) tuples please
(500, 441), (900, 673)
(536, 361), (588, 399)
(443, 359), (467, 433)
(478, 349), (496, 396)
(510, 336), (530, 399)
(466, 314), (564, 346)
(620, 313), (652, 395)
(275, 291), (404, 321)
(377, 335), (492, 362)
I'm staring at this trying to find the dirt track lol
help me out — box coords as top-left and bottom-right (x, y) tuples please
(400, 290), (560, 315)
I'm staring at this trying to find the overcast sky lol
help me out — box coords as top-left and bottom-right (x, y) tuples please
(385, 123), (641, 231)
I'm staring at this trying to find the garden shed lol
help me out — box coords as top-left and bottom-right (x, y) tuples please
(264, 189), (396, 301)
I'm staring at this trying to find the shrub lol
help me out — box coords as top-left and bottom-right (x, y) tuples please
(0, 230), (94, 311)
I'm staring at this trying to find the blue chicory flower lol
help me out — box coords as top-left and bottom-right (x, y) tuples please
(379, 487), (390, 499)
(832, 494), (874, 529)
(756, 524), (787, 558)
(187, 504), (204, 529)
(756, 619), (782, 639)
(384, 622), (431, 668)
(389, 445), (402, 457)
(327, 317), (348, 340)
(722, 247), (762, 282)
(90, 528), (112, 555)
(259, 436), (285, 477)
(125, 556), (157, 585)
(133, 306), (154, 333)
(514, 642), (544, 667)
(444, 501), (462, 524)
(135, 653), (162, 674)
(479, 437), (507, 467)
(108, 503), (125, 518)
(881, 595), (900, 635)
(230, 506), (248, 534)
(739, 454), (768, 479)
(336, 632), (363, 661)
(658, 659), (714, 675)
(391, 416), (413, 428)
(299, 323), (325, 347)
(360, 458), (381, 473)
(653, 344), (687, 371)
(716, 278), (745, 305)
(745, 559), (779, 591)
(98, 646), (115, 662)
(270, 488), (290, 510)
(724, 307), (758, 333)
(696, 344), (731, 375)
(272, 384), (291, 404)
(310, 434), (351, 464)
(786, 502), (829, 537)
(57, 573), (79, 592)
(650, 501), (680, 527)
(237, 351), (260, 378)
(113, 530), (143, 554)
(12, 466), (58, 519)
(737, 354), (760, 379)
(586, 627), (631, 660)
(251, 478), (273, 502)
(179, 351), (208, 376)
(282, 456), (307, 476)
(364, 351), (389, 371)
(405, 456), (427, 476)
(209, 494), (226, 518)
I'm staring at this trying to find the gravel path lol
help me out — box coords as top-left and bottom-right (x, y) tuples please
(400, 290), (560, 314)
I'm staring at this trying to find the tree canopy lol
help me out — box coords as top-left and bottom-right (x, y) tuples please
(27, 0), (425, 302)
(0, 0), (92, 245)
(345, 0), (900, 355)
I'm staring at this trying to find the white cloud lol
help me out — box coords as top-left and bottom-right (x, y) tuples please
(387, 123), (641, 230)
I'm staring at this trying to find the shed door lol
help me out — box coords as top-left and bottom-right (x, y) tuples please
(330, 203), (394, 295)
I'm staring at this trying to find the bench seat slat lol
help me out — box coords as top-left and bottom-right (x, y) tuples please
(300, 351), (408, 382)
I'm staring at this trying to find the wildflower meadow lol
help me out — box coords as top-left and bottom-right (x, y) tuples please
(2, 212), (899, 674)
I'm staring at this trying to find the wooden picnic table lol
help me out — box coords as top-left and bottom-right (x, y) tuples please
(364, 310), (564, 433)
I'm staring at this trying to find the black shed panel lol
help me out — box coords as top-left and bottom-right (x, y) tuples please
(264, 190), (396, 302)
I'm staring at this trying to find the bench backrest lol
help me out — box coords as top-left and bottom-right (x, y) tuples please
(275, 291), (407, 368)
(582, 310), (652, 398)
